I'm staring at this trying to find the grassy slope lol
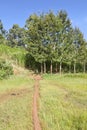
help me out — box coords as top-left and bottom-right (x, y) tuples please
(0, 75), (32, 93)
(39, 74), (87, 130)
(0, 74), (34, 130)
(0, 44), (34, 129)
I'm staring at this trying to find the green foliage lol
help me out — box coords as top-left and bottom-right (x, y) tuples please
(0, 20), (7, 45)
(25, 10), (87, 73)
(0, 60), (13, 79)
(7, 24), (26, 47)
(0, 44), (26, 67)
(0, 10), (87, 74)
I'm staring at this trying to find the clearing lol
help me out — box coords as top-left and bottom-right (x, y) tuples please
(0, 73), (87, 130)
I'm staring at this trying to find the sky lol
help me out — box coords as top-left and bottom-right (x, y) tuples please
(0, 0), (87, 40)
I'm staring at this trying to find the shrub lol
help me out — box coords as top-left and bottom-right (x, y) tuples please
(0, 60), (13, 79)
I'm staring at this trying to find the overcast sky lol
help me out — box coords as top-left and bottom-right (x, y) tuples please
(0, 0), (87, 39)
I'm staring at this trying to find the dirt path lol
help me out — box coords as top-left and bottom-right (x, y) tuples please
(33, 75), (42, 130)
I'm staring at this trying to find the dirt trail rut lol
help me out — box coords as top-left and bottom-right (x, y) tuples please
(33, 75), (42, 130)
(0, 88), (31, 103)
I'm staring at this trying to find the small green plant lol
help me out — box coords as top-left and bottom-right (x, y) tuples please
(0, 60), (13, 79)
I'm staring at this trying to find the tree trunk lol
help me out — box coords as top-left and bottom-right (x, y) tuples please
(74, 63), (76, 73)
(50, 60), (52, 74)
(83, 62), (86, 73)
(59, 62), (62, 75)
(69, 64), (71, 73)
(55, 63), (58, 73)
(41, 63), (43, 74)
(44, 62), (46, 73)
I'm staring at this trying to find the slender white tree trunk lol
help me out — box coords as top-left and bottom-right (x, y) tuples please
(60, 62), (62, 75)
(44, 62), (46, 73)
(56, 63), (58, 73)
(83, 62), (86, 73)
(41, 63), (43, 74)
(74, 63), (76, 73)
(50, 60), (52, 74)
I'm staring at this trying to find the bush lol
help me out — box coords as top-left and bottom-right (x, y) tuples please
(0, 60), (13, 80)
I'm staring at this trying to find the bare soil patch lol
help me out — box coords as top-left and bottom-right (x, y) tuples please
(33, 75), (42, 130)
(0, 88), (31, 104)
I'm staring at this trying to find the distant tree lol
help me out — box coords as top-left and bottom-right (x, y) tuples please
(55, 10), (72, 74)
(25, 14), (47, 73)
(78, 39), (87, 73)
(0, 20), (7, 44)
(7, 24), (26, 47)
(71, 27), (85, 73)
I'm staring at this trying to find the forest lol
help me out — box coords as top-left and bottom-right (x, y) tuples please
(0, 10), (87, 76)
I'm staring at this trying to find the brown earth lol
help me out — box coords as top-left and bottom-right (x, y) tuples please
(0, 88), (31, 104)
(33, 75), (42, 130)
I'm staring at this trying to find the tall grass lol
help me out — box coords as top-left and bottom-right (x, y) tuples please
(39, 74), (87, 130)
(0, 75), (33, 93)
(0, 74), (34, 130)
(0, 92), (33, 130)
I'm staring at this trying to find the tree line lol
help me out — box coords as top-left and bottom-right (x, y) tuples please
(0, 10), (87, 74)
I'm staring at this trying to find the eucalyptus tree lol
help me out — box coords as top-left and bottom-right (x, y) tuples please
(76, 32), (87, 73)
(7, 24), (26, 47)
(55, 10), (72, 74)
(71, 27), (85, 73)
(7, 24), (19, 46)
(25, 14), (48, 73)
(78, 39), (87, 73)
(0, 20), (7, 44)
(63, 27), (75, 73)
(25, 10), (86, 74)
(43, 11), (57, 74)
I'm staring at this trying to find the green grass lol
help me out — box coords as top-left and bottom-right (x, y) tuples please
(0, 93), (33, 130)
(39, 74), (87, 130)
(0, 74), (34, 130)
(0, 73), (87, 130)
(0, 74), (33, 93)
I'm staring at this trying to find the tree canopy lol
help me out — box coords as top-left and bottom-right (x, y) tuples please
(0, 10), (87, 74)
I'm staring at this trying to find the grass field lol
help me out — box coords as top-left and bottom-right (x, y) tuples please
(0, 73), (34, 130)
(39, 74), (87, 130)
(0, 73), (87, 130)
